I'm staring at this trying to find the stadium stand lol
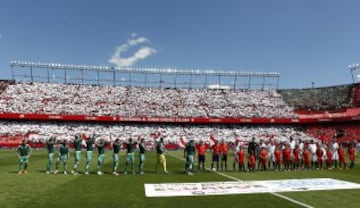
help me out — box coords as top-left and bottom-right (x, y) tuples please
(278, 84), (353, 111)
(350, 84), (360, 107)
(0, 120), (313, 147)
(0, 80), (12, 94)
(305, 123), (360, 144)
(1, 80), (360, 149)
(0, 81), (296, 118)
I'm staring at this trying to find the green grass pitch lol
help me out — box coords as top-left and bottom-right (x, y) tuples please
(1, 149), (360, 208)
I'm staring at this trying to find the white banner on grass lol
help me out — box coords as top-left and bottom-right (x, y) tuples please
(144, 178), (360, 197)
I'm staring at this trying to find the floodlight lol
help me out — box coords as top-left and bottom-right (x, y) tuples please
(349, 63), (360, 70)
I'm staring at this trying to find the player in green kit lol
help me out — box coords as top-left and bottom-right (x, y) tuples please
(138, 137), (146, 175)
(124, 138), (136, 175)
(71, 133), (83, 175)
(112, 138), (121, 176)
(96, 138), (106, 175)
(45, 136), (56, 174)
(54, 140), (69, 175)
(155, 137), (168, 174)
(184, 139), (195, 175)
(16, 139), (32, 175)
(84, 134), (96, 175)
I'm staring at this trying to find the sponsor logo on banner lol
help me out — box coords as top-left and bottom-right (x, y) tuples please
(144, 178), (360, 197)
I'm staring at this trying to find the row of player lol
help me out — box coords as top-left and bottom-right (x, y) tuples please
(16, 136), (169, 175)
(186, 138), (357, 174)
(16, 135), (357, 175)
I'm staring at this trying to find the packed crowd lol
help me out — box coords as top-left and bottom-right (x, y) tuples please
(0, 80), (10, 94)
(0, 121), (316, 146)
(306, 123), (360, 143)
(0, 81), (296, 118)
(278, 84), (353, 111)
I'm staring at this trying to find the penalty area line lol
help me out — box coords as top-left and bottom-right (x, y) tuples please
(168, 153), (314, 208)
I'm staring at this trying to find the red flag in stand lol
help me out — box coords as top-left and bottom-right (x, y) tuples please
(81, 133), (88, 146)
(82, 133), (88, 141)
(178, 136), (187, 148)
(209, 134), (216, 146)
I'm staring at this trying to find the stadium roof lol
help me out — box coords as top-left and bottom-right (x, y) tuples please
(10, 60), (280, 77)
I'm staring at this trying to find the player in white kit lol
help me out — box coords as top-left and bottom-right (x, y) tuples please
(267, 140), (276, 170)
(331, 137), (339, 169)
(298, 139), (305, 169)
(289, 136), (296, 170)
(309, 140), (317, 169)
(232, 140), (240, 172)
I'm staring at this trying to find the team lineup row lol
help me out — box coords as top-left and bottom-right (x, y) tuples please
(16, 136), (169, 176)
(15, 135), (357, 175)
(186, 137), (357, 174)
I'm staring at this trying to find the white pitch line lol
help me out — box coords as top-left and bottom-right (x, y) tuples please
(169, 153), (314, 208)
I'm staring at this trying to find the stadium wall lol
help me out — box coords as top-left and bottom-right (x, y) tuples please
(0, 109), (360, 124)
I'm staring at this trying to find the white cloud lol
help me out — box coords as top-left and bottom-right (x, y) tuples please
(108, 34), (157, 67)
(128, 36), (148, 46)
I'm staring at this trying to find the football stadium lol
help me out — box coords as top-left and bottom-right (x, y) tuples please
(0, 61), (360, 208)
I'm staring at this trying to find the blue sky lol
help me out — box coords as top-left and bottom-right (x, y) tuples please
(1, 0), (360, 89)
